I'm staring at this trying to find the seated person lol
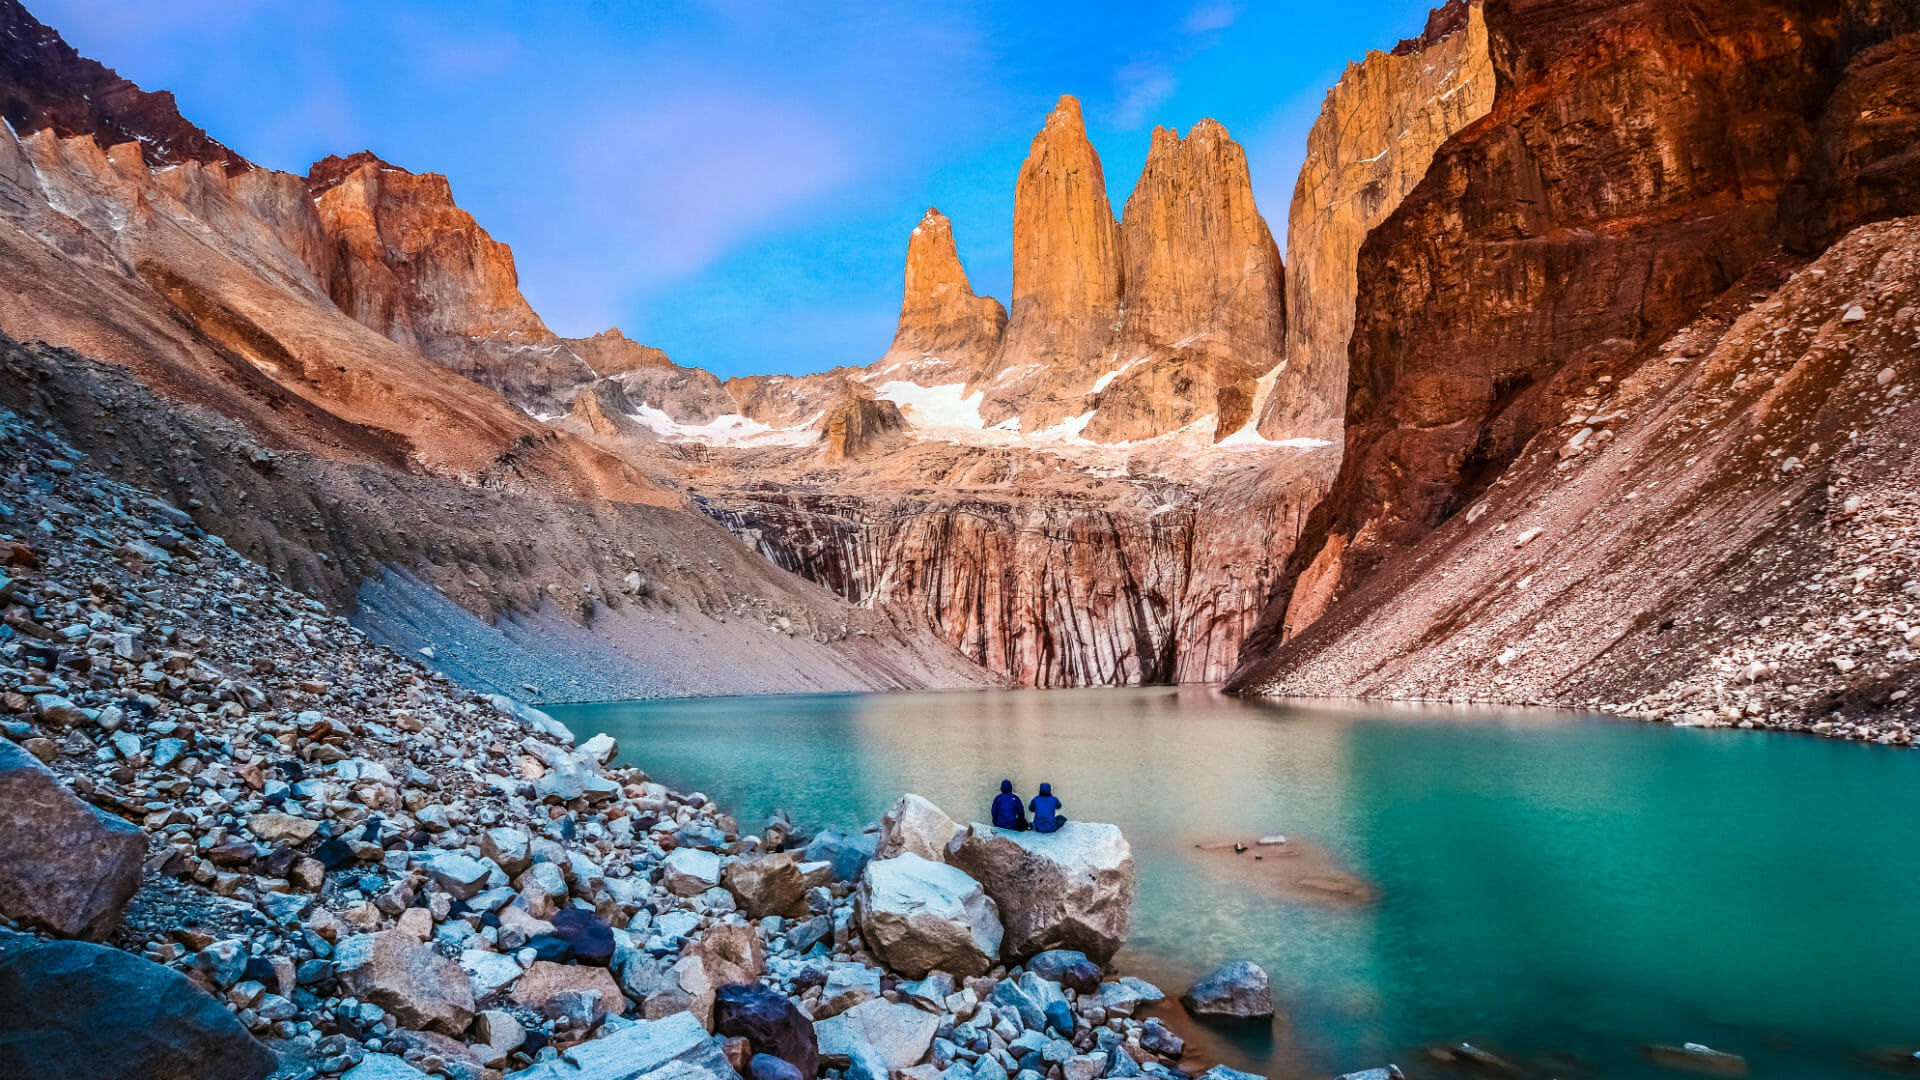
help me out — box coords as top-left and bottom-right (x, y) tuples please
(991, 779), (1029, 831)
(1029, 782), (1065, 834)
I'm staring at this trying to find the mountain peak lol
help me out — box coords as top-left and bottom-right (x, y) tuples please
(0, 0), (247, 172)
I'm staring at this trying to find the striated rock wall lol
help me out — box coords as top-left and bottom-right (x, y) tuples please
(1087, 120), (1284, 444)
(869, 208), (1007, 387)
(696, 447), (1333, 686)
(973, 95), (1125, 431)
(1234, 0), (1920, 671)
(1258, 0), (1493, 443)
(1781, 28), (1920, 254)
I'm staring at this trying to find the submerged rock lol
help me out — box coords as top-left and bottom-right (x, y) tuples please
(0, 940), (277, 1080)
(1645, 1042), (1749, 1076)
(857, 852), (1003, 978)
(1181, 960), (1274, 1020)
(946, 821), (1134, 962)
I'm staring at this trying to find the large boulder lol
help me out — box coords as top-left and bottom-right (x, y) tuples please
(814, 998), (941, 1080)
(874, 794), (962, 863)
(662, 848), (724, 896)
(714, 982), (820, 1079)
(335, 930), (477, 1036)
(855, 853), (1002, 978)
(506, 1011), (740, 1080)
(945, 821), (1134, 963)
(0, 939), (276, 1080)
(1180, 960), (1274, 1020)
(510, 961), (626, 1020)
(722, 852), (810, 919)
(802, 830), (878, 883)
(0, 739), (147, 940)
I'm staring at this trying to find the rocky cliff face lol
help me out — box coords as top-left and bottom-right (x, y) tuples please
(1234, 0), (1920, 667)
(973, 95), (1125, 431)
(0, 0), (246, 172)
(1086, 120), (1284, 444)
(1258, 0), (1493, 442)
(869, 208), (1007, 387)
(820, 388), (907, 462)
(307, 151), (599, 414)
(564, 327), (675, 376)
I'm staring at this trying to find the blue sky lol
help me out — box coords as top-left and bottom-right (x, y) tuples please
(41, 0), (1439, 379)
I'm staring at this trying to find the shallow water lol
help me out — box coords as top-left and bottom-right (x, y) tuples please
(547, 687), (1920, 1080)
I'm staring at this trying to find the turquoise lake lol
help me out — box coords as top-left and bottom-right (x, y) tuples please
(547, 687), (1920, 1080)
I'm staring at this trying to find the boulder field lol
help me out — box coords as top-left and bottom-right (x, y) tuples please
(0, 419), (1412, 1078)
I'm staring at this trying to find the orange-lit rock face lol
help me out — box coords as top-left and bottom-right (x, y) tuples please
(820, 388), (906, 462)
(1258, 0), (1493, 443)
(307, 152), (595, 412)
(974, 95), (1124, 431)
(1087, 119), (1284, 444)
(870, 208), (1006, 387)
(564, 328), (673, 376)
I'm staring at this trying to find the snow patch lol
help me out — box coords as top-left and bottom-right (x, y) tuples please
(624, 403), (818, 447)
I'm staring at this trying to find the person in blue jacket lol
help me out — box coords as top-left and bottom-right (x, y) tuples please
(991, 779), (1029, 831)
(1029, 782), (1065, 834)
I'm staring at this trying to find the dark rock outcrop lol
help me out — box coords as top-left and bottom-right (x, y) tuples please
(0, 738), (146, 941)
(0, 940), (277, 1080)
(0, 0), (247, 172)
(821, 388), (906, 463)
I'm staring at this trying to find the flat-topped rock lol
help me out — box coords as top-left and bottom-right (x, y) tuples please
(945, 821), (1134, 963)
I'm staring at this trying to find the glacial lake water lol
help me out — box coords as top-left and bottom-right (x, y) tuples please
(547, 687), (1920, 1080)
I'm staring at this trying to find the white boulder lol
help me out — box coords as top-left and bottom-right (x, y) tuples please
(856, 852), (1002, 978)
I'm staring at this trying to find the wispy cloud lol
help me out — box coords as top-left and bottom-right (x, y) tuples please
(1110, 60), (1178, 130)
(1182, 2), (1242, 35)
(518, 92), (855, 333)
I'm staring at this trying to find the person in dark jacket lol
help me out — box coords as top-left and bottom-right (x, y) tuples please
(991, 779), (1028, 831)
(1029, 782), (1065, 834)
